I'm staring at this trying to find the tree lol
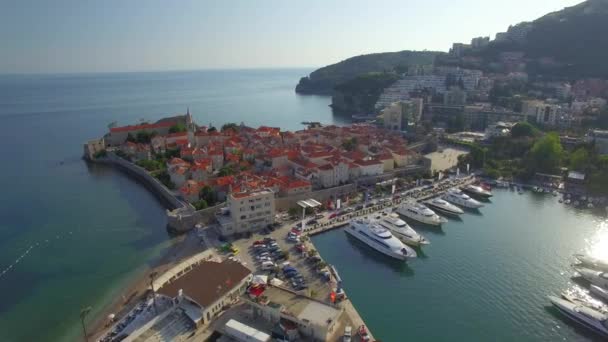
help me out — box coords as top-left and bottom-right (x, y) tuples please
(218, 165), (235, 177)
(342, 137), (358, 151)
(126, 133), (136, 143)
(193, 199), (208, 210)
(570, 147), (590, 171)
(135, 131), (155, 144)
(207, 126), (217, 132)
(221, 123), (239, 132)
(511, 122), (540, 138)
(528, 132), (564, 173)
(199, 186), (217, 206)
(169, 123), (186, 133)
(288, 207), (299, 217)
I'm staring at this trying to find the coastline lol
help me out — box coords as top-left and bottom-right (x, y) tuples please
(87, 231), (204, 341)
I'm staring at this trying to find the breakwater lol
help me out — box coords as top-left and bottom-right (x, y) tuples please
(86, 153), (198, 233)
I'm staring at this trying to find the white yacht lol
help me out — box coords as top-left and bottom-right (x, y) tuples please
(424, 198), (464, 217)
(548, 295), (608, 337)
(591, 285), (608, 303)
(575, 254), (608, 273)
(345, 218), (417, 260)
(462, 184), (493, 198)
(575, 266), (608, 288)
(375, 213), (430, 247)
(396, 202), (447, 226)
(443, 189), (484, 209)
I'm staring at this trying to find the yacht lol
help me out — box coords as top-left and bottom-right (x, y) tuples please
(548, 295), (608, 337)
(462, 184), (493, 198)
(375, 213), (430, 246)
(443, 189), (484, 209)
(575, 254), (608, 273)
(396, 202), (447, 226)
(345, 218), (417, 260)
(424, 198), (464, 217)
(575, 266), (608, 288)
(591, 285), (608, 303)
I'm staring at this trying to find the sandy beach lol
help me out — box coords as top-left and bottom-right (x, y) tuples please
(88, 232), (204, 341)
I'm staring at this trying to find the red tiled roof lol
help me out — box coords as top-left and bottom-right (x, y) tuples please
(318, 164), (334, 171)
(110, 121), (175, 133)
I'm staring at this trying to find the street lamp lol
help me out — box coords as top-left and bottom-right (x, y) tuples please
(80, 306), (92, 342)
(149, 271), (158, 314)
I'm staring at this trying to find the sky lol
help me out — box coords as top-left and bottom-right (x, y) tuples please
(0, 0), (584, 73)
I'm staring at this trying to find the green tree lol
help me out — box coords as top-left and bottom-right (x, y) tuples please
(218, 165), (235, 177)
(199, 186), (217, 206)
(207, 126), (217, 132)
(511, 122), (540, 138)
(135, 131), (155, 144)
(193, 199), (208, 210)
(169, 123), (186, 133)
(528, 132), (563, 173)
(221, 123), (239, 132)
(288, 207), (299, 217)
(126, 133), (136, 143)
(570, 147), (590, 171)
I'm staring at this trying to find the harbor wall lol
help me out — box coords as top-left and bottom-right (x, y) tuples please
(86, 153), (198, 233)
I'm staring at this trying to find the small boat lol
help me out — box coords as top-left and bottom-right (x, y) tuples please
(575, 254), (608, 273)
(591, 285), (608, 303)
(358, 325), (371, 341)
(345, 218), (417, 260)
(376, 213), (430, 246)
(462, 184), (493, 198)
(553, 190), (559, 196)
(424, 198), (464, 217)
(443, 189), (483, 209)
(548, 295), (608, 337)
(574, 266), (608, 288)
(565, 199), (572, 205)
(396, 202), (447, 226)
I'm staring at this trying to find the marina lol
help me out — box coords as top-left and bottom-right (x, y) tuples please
(312, 188), (608, 342)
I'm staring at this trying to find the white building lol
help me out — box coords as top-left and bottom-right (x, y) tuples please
(522, 100), (561, 126)
(244, 286), (344, 342)
(382, 99), (423, 131)
(157, 260), (252, 326)
(216, 189), (275, 236)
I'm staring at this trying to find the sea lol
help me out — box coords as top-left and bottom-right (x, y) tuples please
(313, 190), (608, 342)
(0, 70), (607, 342)
(0, 69), (344, 342)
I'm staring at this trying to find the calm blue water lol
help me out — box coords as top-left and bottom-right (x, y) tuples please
(313, 190), (608, 342)
(0, 69), (343, 341)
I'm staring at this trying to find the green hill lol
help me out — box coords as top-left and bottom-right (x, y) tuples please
(296, 50), (441, 95)
(470, 0), (608, 79)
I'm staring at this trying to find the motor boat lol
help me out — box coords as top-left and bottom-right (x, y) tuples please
(574, 266), (608, 288)
(591, 285), (608, 303)
(462, 184), (492, 198)
(375, 213), (430, 247)
(443, 189), (483, 209)
(345, 218), (417, 260)
(548, 295), (608, 337)
(424, 197), (464, 217)
(396, 202), (447, 226)
(575, 254), (608, 273)
(561, 292), (608, 314)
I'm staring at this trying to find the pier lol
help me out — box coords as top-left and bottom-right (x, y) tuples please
(303, 175), (476, 236)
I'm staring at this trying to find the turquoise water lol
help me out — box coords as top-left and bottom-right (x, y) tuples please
(0, 69), (342, 341)
(312, 190), (608, 342)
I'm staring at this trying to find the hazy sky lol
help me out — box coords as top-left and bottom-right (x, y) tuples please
(0, 0), (583, 73)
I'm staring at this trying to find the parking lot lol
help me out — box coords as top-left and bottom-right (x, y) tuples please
(229, 221), (333, 302)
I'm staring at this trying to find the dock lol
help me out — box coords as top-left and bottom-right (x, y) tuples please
(304, 175), (476, 236)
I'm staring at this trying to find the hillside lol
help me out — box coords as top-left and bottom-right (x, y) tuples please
(296, 50), (441, 95)
(330, 72), (400, 114)
(467, 0), (608, 79)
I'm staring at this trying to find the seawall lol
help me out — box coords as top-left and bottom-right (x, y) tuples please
(86, 153), (198, 233)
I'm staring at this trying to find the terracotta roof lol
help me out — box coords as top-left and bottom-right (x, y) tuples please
(318, 164), (334, 171)
(110, 121), (175, 133)
(285, 180), (311, 189)
(157, 260), (251, 307)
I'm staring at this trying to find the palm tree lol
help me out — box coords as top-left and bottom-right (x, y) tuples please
(80, 306), (92, 342)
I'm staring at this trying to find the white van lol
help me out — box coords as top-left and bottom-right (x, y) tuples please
(261, 261), (275, 270)
(343, 326), (352, 342)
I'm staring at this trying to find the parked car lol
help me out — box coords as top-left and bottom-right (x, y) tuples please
(315, 214), (324, 220)
(343, 326), (352, 342)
